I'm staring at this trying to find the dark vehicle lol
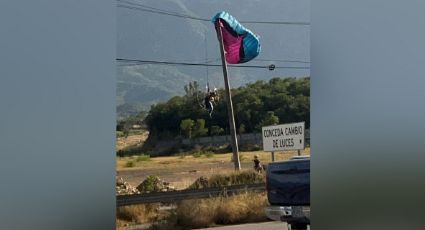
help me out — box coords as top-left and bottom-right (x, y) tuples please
(265, 156), (310, 230)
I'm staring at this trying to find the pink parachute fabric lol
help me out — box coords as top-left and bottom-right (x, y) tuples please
(212, 11), (261, 64)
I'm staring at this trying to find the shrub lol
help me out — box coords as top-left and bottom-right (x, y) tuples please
(210, 125), (224, 136)
(192, 119), (208, 137)
(200, 144), (232, 154)
(210, 171), (265, 187)
(205, 151), (214, 158)
(189, 171), (265, 189)
(116, 131), (125, 138)
(137, 176), (161, 193)
(176, 198), (217, 229)
(202, 145), (217, 152)
(175, 192), (268, 228)
(193, 152), (202, 158)
(136, 154), (150, 162)
(116, 203), (160, 225)
(216, 144), (232, 154)
(180, 119), (194, 138)
(116, 144), (145, 157)
(125, 160), (135, 167)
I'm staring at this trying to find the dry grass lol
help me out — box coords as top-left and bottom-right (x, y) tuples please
(116, 132), (149, 152)
(189, 170), (265, 189)
(116, 218), (129, 230)
(116, 148), (310, 170)
(118, 192), (268, 230)
(209, 170), (265, 186)
(116, 203), (160, 227)
(170, 178), (196, 190)
(175, 192), (268, 229)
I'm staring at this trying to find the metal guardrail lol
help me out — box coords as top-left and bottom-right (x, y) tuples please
(117, 183), (266, 206)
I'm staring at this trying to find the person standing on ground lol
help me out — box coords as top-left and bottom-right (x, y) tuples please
(253, 155), (262, 173)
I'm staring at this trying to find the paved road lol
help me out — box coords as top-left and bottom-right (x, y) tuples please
(197, 221), (292, 230)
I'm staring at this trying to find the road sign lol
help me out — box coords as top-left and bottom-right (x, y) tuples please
(262, 122), (305, 152)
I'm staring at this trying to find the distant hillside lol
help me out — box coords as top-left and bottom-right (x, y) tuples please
(117, 64), (196, 118)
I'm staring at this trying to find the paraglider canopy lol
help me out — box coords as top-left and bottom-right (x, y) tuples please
(212, 11), (261, 64)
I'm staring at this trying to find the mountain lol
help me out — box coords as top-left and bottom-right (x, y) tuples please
(117, 0), (310, 118)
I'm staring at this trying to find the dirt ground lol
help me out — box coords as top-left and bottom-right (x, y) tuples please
(116, 131), (149, 152)
(116, 149), (310, 190)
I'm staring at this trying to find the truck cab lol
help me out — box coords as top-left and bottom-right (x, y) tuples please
(265, 156), (310, 230)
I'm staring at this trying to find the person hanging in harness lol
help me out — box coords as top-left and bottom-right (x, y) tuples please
(204, 88), (218, 118)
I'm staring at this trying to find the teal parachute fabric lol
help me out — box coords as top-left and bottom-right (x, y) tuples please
(212, 11), (261, 64)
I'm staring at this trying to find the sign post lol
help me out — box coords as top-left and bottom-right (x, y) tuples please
(262, 122), (305, 158)
(215, 20), (241, 170)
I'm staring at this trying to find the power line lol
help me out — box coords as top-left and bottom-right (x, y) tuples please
(254, 58), (310, 64)
(131, 57), (309, 64)
(116, 58), (220, 66)
(116, 56), (310, 66)
(117, 0), (310, 26)
(116, 58), (310, 69)
(117, 3), (210, 22)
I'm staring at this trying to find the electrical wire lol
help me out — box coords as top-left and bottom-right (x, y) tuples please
(117, 0), (310, 26)
(116, 58), (310, 69)
(253, 58), (310, 64)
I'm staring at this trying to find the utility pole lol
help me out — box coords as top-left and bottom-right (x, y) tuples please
(215, 20), (241, 170)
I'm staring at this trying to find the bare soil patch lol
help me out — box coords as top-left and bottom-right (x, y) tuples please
(116, 131), (149, 152)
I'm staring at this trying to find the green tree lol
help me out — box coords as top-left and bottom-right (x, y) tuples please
(193, 119), (208, 137)
(255, 111), (279, 131)
(238, 123), (246, 134)
(145, 77), (310, 140)
(210, 125), (224, 136)
(180, 119), (195, 138)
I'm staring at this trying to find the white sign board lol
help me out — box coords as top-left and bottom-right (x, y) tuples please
(262, 122), (305, 152)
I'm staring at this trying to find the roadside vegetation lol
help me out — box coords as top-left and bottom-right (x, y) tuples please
(146, 192), (268, 230)
(174, 192), (268, 228)
(116, 192), (268, 230)
(189, 170), (265, 189)
(116, 203), (161, 229)
(116, 171), (269, 229)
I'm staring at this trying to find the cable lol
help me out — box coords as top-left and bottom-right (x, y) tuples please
(117, 0), (310, 26)
(254, 58), (310, 64)
(116, 58), (310, 69)
(117, 4), (210, 22)
(117, 58), (220, 66)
